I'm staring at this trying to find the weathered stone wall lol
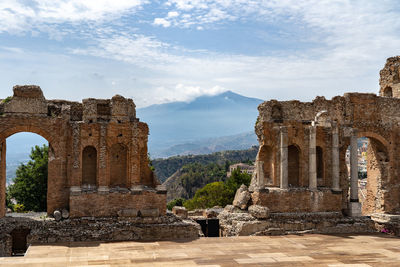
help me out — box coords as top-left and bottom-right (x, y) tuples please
(253, 73), (400, 214)
(69, 190), (166, 217)
(251, 188), (342, 213)
(0, 85), (162, 218)
(379, 56), (400, 97)
(218, 208), (379, 237)
(0, 215), (200, 257)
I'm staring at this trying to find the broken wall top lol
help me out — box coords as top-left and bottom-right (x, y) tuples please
(0, 85), (138, 123)
(379, 56), (400, 97)
(255, 92), (400, 139)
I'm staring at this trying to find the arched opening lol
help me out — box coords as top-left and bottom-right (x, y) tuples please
(345, 136), (389, 215)
(82, 146), (97, 188)
(5, 132), (48, 214)
(383, 86), (393, 97)
(259, 145), (274, 185)
(316, 146), (324, 180)
(110, 143), (127, 187)
(288, 145), (300, 187)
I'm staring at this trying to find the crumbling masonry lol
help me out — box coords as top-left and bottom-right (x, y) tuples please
(0, 85), (166, 218)
(250, 56), (400, 217)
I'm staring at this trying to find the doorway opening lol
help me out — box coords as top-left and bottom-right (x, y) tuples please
(10, 228), (31, 256)
(5, 132), (48, 214)
(345, 136), (388, 215)
(195, 219), (220, 237)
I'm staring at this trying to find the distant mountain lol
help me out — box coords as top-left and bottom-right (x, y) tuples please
(157, 131), (258, 158)
(5, 91), (263, 184)
(137, 91), (263, 157)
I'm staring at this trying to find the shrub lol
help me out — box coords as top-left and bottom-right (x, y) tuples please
(167, 198), (186, 210)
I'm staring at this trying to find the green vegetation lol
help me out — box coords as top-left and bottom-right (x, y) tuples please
(7, 144), (48, 212)
(1, 96), (12, 103)
(182, 167), (252, 210)
(180, 162), (227, 198)
(152, 146), (258, 183)
(13, 203), (25, 213)
(5, 191), (14, 211)
(167, 198), (185, 210)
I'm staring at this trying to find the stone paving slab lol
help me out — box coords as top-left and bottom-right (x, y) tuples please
(1, 233), (399, 266)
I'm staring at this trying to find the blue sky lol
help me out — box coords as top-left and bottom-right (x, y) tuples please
(1, 0), (400, 107)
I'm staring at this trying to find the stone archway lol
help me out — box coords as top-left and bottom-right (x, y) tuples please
(0, 85), (164, 219)
(0, 125), (64, 216)
(357, 132), (390, 215)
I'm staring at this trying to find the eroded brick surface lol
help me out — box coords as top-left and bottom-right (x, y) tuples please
(251, 57), (400, 215)
(0, 85), (164, 218)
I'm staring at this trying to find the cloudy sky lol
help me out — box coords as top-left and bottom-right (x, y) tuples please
(0, 0), (399, 107)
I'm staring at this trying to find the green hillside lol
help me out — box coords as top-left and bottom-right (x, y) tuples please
(152, 146), (258, 183)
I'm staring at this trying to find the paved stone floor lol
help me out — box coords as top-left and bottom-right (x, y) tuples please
(1, 234), (400, 266)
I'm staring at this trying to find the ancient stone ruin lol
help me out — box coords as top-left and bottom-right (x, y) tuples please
(248, 56), (400, 217)
(0, 85), (166, 218)
(3, 57), (400, 257)
(216, 56), (400, 237)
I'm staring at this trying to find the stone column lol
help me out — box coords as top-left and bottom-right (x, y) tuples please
(309, 125), (317, 190)
(70, 123), (81, 194)
(331, 124), (340, 191)
(98, 124), (109, 194)
(280, 126), (288, 189)
(349, 129), (361, 216)
(0, 141), (6, 218)
(256, 161), (265, 189)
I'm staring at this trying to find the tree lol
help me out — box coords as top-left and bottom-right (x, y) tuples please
(7, 144), (48, 212)
(5, 191), (13, 211)
(184, 182), (232, 210)
(167, 198), (185, 210)
(225, 167), (251, 194)
(183, 167), (252, 210)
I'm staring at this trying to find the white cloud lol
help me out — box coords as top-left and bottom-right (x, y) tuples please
(152, 84), (226, 103)
(1, 1), (400, 107)
(153, 18), (171, 27)
(167, 11), (179, 18)
(69, 0), (400, 105)
(71, 34), (177, 67)
(0, 0), (146, 34)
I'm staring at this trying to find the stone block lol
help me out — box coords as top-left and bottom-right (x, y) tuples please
(237, 221), (270, 236)
(248, 205), (270, 219)
(140, 208), (159, 217)
(117, 209), (138, 217)
(233, 184), (250, 210)
(203, 207), (223, 218)
(348, 202), (362, 217)
(53, 210), (62, 221)
(188, 209), (204, 217)
(172, 206), (188, 218)
(61, 209), (69, 219)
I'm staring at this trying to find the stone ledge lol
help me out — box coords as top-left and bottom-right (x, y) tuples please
(370, 213), (400, 223)
(0, 214), (200, 257)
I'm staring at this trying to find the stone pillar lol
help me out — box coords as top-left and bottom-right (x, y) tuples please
(309, 125), (317, 190)
(331, 124), (340, 191)
(0, 141), (6, 218)
(71, 123), (81, 190)
(256, 161), (265, 189)
(98, 124), (108, 194)
(349, 129), (361, 216)
(280, 126), (288, 189)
